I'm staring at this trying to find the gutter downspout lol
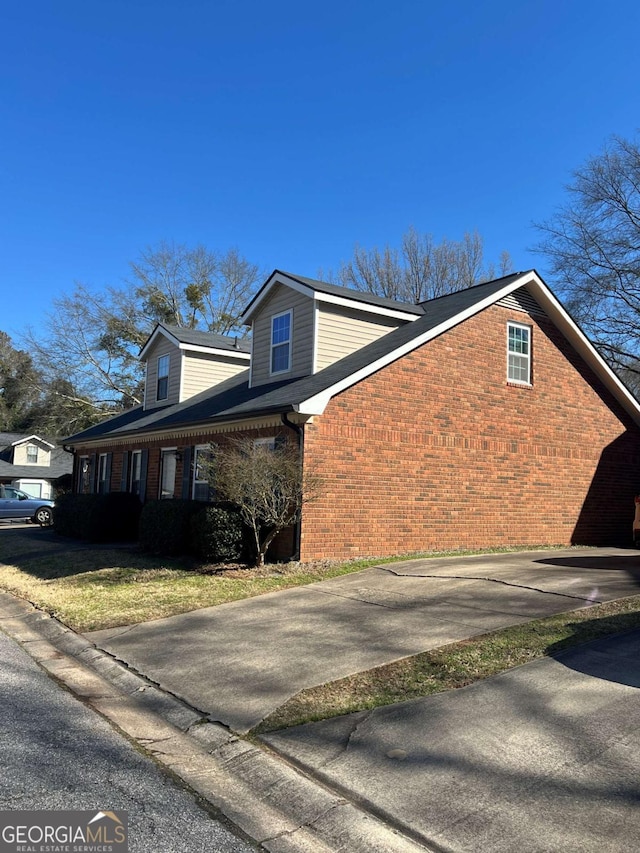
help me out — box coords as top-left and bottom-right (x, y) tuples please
(281, 413), (303, 560)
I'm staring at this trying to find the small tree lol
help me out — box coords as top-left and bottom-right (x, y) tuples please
(207, 436), (321, 566)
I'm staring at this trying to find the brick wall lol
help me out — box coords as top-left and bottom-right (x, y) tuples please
(71, 428), (297, 560)
(299, 304), (640, 560)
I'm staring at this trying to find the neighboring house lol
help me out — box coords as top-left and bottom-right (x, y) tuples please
(63, 270), (640, 561)
(0, 433), (73, 499)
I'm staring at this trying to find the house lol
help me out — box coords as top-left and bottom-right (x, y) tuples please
(63, 270), (640, 561)
(0, 433), (73, 499)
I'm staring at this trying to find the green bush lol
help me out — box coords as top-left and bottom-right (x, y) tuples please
(54, 493), (94, 539)
(189, 505), (245, 563)
(54, 492), (141, 542)
(139, 499), (202, 556)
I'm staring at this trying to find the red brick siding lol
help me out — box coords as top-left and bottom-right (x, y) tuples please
(299, 304), (640, 560)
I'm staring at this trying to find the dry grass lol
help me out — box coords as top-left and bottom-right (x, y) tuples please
(0, 527), (358, 632)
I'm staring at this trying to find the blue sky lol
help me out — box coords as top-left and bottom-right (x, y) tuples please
(1, 0), (639, 340)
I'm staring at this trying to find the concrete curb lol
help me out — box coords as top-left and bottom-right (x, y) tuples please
(0, 592), (430, 853)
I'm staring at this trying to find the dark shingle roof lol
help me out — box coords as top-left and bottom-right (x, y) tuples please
(158, 324), (251, 353)
(279, 271), (426, 315)
(242, 269), (426, 319)
(64, 274), (529, 445)
(0, 441), (73, 479)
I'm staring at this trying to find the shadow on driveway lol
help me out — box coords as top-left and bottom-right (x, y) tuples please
(535, 553), (640, 575)
(547, 611), (640, 689)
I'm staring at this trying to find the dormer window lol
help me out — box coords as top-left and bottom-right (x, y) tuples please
(26, 444), (38, 464)
(157, 354), (170, 400)
(271, 310), (292, 375)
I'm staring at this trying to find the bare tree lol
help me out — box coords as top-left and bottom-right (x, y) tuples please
(23, 242), (263, 420)
(207, 436), (322, 566)
(534, 135), (640, 389)
(333, 227), (513, 303)
(128, 242), (261, 334)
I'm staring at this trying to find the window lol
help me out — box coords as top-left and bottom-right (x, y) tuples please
(253, 437), (276, 451)
(97, 454), (109, 494)
(129, 451), (142, 495)
(193, 446), (213, 501)
(78, 456), (90, 493)
(157, 354), (170, 400)
(160, 449), (177, 499)
(26, 445), (38, 464)
(507, 323), (531, 384)
(270, 311), (292, 374)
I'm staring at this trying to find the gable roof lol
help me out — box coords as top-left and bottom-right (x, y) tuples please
(10, 434), (55, 449)
(139, 323), (251, 360)
(241, 269), (425, 324)
(0, 434), (72, 480)
(63, 270), (640, 446)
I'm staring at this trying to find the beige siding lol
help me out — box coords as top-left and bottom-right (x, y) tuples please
(315, 306), (405, 371)
(144, 338), (181, 409)
(182, 352), (249, 400)
(12, 443), (52, 466)
(251, 284), (314, 387)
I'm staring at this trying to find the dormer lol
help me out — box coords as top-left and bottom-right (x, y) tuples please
(241, 270), (423, 388)
(139, 324), (251, 411)
(10, 435), (54, 467)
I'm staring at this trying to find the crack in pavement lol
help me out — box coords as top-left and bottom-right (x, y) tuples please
(378, 567), (603, 603)
(317, 710), (374, 771)
(312, 587), (400, 609)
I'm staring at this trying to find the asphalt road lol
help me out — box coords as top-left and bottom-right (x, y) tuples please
(0, 630), (256, 853)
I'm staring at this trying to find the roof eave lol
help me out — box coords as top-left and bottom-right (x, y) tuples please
(241, 269), (420, 325)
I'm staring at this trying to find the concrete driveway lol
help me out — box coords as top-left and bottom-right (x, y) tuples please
(264, 629), (640, 852)
(86, 547), (640, 733)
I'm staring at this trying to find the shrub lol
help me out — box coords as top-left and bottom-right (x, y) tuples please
(54, 492), (141, 542)
(189, 505), (245, 563)
(139, 499), (201, 556)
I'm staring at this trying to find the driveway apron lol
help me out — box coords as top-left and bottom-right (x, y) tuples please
(264, 629), (640, 853)
(85, 548), (640, 733)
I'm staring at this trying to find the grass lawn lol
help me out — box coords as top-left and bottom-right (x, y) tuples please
(0, 527), (371, 632)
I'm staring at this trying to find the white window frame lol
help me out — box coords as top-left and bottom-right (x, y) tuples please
(507, 322), (531, 385)
(129, 450), (142, 495)
(97, 453), (109, 494)
(193, 445), (213, 501)
(26, 444), (38, 464)
(78, 456), (90, 493)
(270, 310), (292, 375)
(157, 354), (170, 401)
(159, 448), (177, 499)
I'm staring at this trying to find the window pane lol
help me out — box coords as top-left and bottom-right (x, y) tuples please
(271, 342), (290, 373)
(160, 452), (176, 498)
(272, 313), (290, 344)
(507, 324), (531, 383)
(130, 452), (142, 494)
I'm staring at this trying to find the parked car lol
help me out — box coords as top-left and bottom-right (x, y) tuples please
(0, 486), (55, 525)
